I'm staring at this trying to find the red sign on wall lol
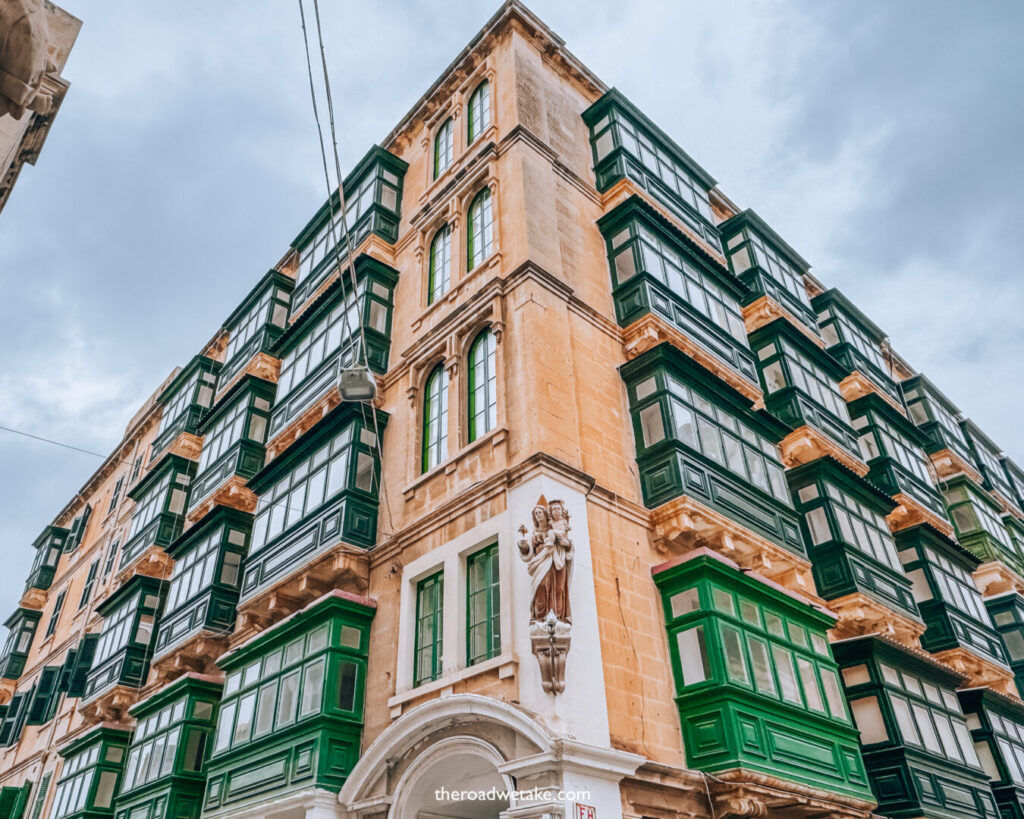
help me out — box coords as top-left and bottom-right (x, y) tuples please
(574, 805), (597, 819)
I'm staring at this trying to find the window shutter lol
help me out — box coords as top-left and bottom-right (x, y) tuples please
(0, 690), (29, 746)
(0, 786), (20, 819)
(28, 774), (50, 819)
(64, 504), (92, 552)
(26, 668), (60, 725)
(67, 634), (98, 698)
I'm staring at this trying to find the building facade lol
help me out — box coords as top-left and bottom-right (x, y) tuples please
(2, 3), (1024, 819)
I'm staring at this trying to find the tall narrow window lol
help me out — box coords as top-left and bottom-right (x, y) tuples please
(433, 118), (453, 179)
(45, 591), (66, 639)
(78, 561), (99, 610)
(428, 225), (451, 304)
(422, 365), (449, 472)
(467, 329), (497, 442)
(414, 571), (444, 685)
(467, 188), (494, 271)
(107, 476), (124, 514)
(467, 80), (491, 143)
(467, 543), (500, 665)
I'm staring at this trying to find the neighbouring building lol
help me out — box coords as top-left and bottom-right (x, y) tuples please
(2, 3), (1024, 819)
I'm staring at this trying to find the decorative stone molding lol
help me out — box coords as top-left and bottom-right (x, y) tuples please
(114, 544), (175, 584)
(148, 632), (228, 688)
(0, 0), (56, 119)
(931, 646), (1020, 698)
(706, 770), (876, 819)
(778, 425), (869, 476)
(184, 476), (258, 527)
(975, 561), (1024, 598)
(78, 684), (138, 726)
(621, 313), (763, 405)
(0, 679), (14, 706)
(518, 496), (574, 695)
(214, 352), (281, 404)
(838, 372), (906, 417)
(826, 591), (925, 648)
(18, 586), (46, 610)
(928, 448), (984, 487)
(885, 492), (955, 538)
(157, 431), (203, 464)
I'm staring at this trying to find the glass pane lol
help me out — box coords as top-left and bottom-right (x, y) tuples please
(797, 658), (824, 712)
(676, 627), (709, 686)
(772, 646), (801, 705)
(300, 659), (325, 717)
(749, 638), (776, 696)
(721, 627), (749, 685)
(850, 697), (889, 744)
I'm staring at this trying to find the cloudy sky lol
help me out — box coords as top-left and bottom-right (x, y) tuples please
(1, 0), (1022, 613)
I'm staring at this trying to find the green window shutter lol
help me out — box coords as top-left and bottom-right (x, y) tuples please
(67, 634), (98, 698)
(26, 667), (60, 725)
(28, 774), (50, 819)
(56, 648), (77, 693)
(0, 787), (19, 819)
(0, 690), (29, 746)
(10, 782), (31, 819)
(64, 504), (92, 552)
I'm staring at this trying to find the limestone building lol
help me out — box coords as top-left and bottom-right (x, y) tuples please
(3, 3), (1024, 818)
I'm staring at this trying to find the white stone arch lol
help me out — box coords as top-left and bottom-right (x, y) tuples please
(338, 694), (554, 818)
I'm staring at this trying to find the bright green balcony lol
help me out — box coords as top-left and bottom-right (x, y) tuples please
(113, 675), (222, 819)
(652, 548), (872, 801)
(943, 476), (1024, 574)
(202, 592), (374, 816)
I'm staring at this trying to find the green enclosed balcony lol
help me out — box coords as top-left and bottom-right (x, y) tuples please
(151, 356), (221, 458)
(268, 255), (396, 441)
(787, 458), (920, 622)
(218, 270), (294, 390)
(582, 88), (723, 253)
(51, 725), (131, 819)
(901, 375), (977, 475)
(1002, 458), (1024, 517)
(749, 318), (862, 458)
(0, 783), (31, 818)
(986, 594), (1024, 697)
(289, 146), (406, 312)
(961, 419), (1020, 515)
(187, 376), (275, 516)
(812, 288), (900, 403)
(895, 525), (1010, 673)
(597, 196), (759, 389)
(242, 403), (386, 603)
(958, 687), (1024, 817)
(719, 209), (819, 335)
(82, 575), (165, 704)
(23, 525), (68, 599)
(832, 635), (999, 819)
(849, 394), (948, 522)
(652, 548), (873, 801)
(0, 608), (42, 681)
(113, 675), (221, 819)
(153, 507), (251, 661)
(203, 591), (374, 816)
(620, 343), (804, 554)
(943, 476), (1024, 574)
(120, 454), (197, 574)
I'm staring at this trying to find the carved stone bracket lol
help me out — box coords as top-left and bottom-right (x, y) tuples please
(115, 545), (175, 585)
(975, 561), (1024, 598)
(18, 587), (46, 610)
(931, 647), (1020, 698)
(214, 353), (281, 405)
(149, 631), (229, 688)
(707, 771), (875, 819)
(826, 591), (925, 648)
(0, 679), (14, 706)
(928, 449), (984, 487)
(79, 685), (138, 726)
(159, 431), (203, 464)
(886, 493), (955, 538)
(778, 425), (869, 476)
(741, 296), (825, 349)
(838, 372), (906, 417)
(184, 476), (258, 528)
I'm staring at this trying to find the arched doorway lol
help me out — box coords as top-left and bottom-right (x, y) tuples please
(394, 740), (511, 818)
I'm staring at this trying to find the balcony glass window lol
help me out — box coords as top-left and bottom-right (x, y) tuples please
(608, 220), (747, 342)
(422, 365), (449, 472)
(414, 571), (444, 686)
(467, 80), (491, 143)
(727, 227), (810, 312)
(964, 426), (1015, 501)
(632, 374), (790, 504)
(899, 544), (991, 625)
(93, 590), (160, 667)
(157, 369), (216, 438)
(52, 733), (128, 819)
(902, 382), (972, 457)
(755, 339), (851, 424)
(165, 524), (247, 613)
(428, 225), (451, 304)
(986, 710), (1024, 786)
(127, 470), (189, 541)
(467, 188), (494, 271)
(852, 411), (934, 486)
(196, 394), (271, 475)
(121, 691), (214, 793)
(275, 288), (363, 400)
(223, 285), (291, 366)
(944, 484), (1013, 549)
(250, 424), (367, 552)
(797, 481), (901, 572)
(816, 305), (889, 375)
(467, 329), (497, 443)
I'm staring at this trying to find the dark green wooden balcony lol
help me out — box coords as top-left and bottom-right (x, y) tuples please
(596, 195), (759, 388)
(787, 458), (920, 621)
(202, 592), (374, 817)
(217, 270), (294, 389)
(958, 687), (1024, 818)
(582, 88), (723, 254)
(901, 375), (977, 468)
(82, 576), (166, 703)
(621, 344), (805, 555)
(986, 593), (1024, 699)
(23, 525), (68, 597)
(961, 419), (1020, 514)
(51, 725), (131, 819)
(1001, 457), (1024, 516)
(653, 548), (873, 802)
(0, 608), (42, 681)
(833, 635), (999, 819)
(153, 507), (252, 660)
(151, 356), (221, 458)
(120, 454), (197, 573)
(113, 676), (221, 819)
(242, 402), (387, 603)
(288, 146), (406, 312)
(268, 255), (396, 441)
(187, 376), (275, 515)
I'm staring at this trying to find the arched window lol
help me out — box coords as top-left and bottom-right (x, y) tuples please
(467, 80), (491, 144)
(467, 188), (493, 271)
(422, 365), (449, 472)
(428, 225), (451, 304)
(467, 329), (497, 442)
(433, 118), (453, 179)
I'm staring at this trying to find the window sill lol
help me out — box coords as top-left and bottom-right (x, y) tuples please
(402, 426), (507, 501)
(388, 651), (517, 714)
